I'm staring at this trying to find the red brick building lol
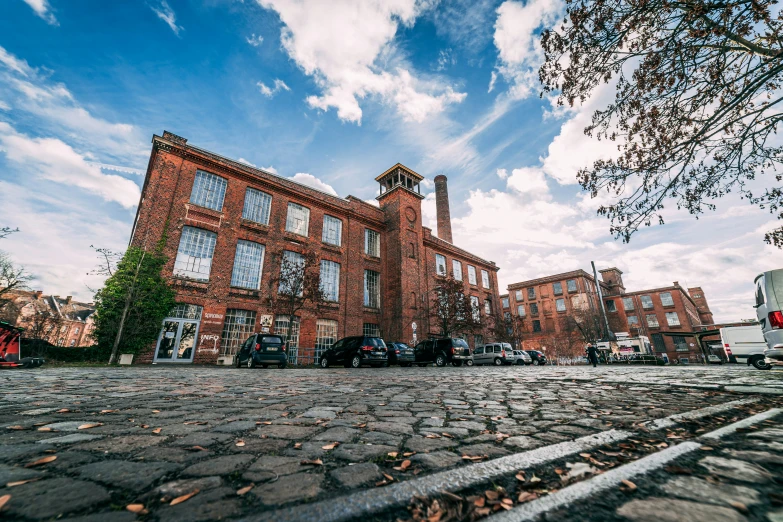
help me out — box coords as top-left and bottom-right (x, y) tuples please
(129, 131), (501, 365)
(503, 267), (715, 363)
(0, 290), (96, 347)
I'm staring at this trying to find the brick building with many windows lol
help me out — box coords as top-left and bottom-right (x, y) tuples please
(129, 131), (501, 365)
(502, 267), (715, 362)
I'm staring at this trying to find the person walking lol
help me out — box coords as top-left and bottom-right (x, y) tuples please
(586, 344), (599, 368)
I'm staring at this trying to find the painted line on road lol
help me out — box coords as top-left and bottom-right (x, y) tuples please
(488, 407), (778, 522)
(645, 398), (757, 430)
(246, 430), (632, 522)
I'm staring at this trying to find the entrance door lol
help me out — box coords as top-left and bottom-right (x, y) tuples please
(154, 319), (200, 363)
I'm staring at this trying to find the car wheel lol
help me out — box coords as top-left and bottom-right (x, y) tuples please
(493, 358), (503, 366)
(451, 360), (463, 367)
(320, 356), (329, 368)
(235, 355), (242, 368)
(435, 354), (447, 367)
(466, 359), (474, 367)
(350, 355), (362, 368)
(533, 360), (540, 366)
(247, 357), (256, 369)
(278, 361), (286, 369)
(751, 356), (771, 370)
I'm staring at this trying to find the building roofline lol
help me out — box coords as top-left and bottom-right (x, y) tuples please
(423, 227), (498, 271)
(507, 269), (608, 290)
(374, 162), (424, 182)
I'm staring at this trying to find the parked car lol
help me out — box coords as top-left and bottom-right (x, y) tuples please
(386, 342), (415, 366)
(626, 354), (665, 365)
(474, 343), (514, 366)
(720, 324), (770, 370)
(512, 350), (532, 365)
(235, 334), (287, 369)
(707, 354), (724, 365)
(526, 350), (547, 366)
(318, 336), (388, 368)
(412, 338), (472, 367)
(754, 269), (783, 368)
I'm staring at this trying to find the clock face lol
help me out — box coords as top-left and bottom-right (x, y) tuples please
(405, 207), (417, 223)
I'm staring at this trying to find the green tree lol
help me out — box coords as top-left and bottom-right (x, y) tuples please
(93, 246), (176, 364)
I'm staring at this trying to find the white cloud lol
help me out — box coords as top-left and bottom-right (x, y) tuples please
(257, 0), (466, 124)
(238, 157), (257, 167)
(0, 122), (141, 208)
(290, 172), (338, 196)
(246, 33), (264, 47)
(434, 48), (456, 71)
(22, 0), (58, 25)
(496, 168), (508, 180)
(262, 165), (279, 175)
(149, 0), (183, 36)
(257, 78), (291, 98)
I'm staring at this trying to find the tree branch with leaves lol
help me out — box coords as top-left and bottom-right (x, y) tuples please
(431, 274), (483, 338)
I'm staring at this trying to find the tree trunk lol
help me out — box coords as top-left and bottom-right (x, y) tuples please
(108, 251), (144, 365)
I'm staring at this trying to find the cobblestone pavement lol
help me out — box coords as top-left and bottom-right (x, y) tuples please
(0, 365), (781, 521)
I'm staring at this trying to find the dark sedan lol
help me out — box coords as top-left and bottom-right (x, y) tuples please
(319, 336), (388, 368)
(235, 334), (287, 369)
(525, 350), (547, 366)
(386, 342), (415, 366)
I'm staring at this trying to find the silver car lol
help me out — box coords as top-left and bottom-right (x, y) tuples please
(513, 350), (532, 365)
(474, 343), (513, 366)
(755, 270), (783, 367)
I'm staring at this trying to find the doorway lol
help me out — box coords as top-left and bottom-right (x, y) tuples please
(154, 305), (203, 363)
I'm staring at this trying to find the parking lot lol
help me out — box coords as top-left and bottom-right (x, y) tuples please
(0, 365), (781, 521)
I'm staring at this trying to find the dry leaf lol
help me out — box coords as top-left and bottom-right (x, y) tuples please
(126, 504), (147, 514)
(700, 446), (713, 451)
(100, 410), (118, 414)
(321, 442), (339, 450)
(187, 446), (207, 452)
(529, 475), (541, 484)
(56, 408), (70, 413)
(170, 489), (199, 506)
(0, 494), (10, 510)
(37, 427), (53, 432)
(152, 428), (162, 435)
(152, 410), (160, 413)
(6, 478), (39, 487)
(579, 453), (591, 458)
(293, 443), (302, 449)
(441, 433), (454, 438)
(474, 496), (486, 507)
(485, 490), (499, 500)
(403, 452), (415, 457)
(25, 456), (57, 468)
(300, 459), (323, 466)
(621, 479), (637, 491)
(425, 433), (441, 439)
(375, 479), (389, 487)
(501, 498), (514, 506)
(515, 472), (526, 482)
(461, 455), (487, 461)
(383, 473), (394, 481)
(355, 423), (367, 428)
(77, 423), (103, 430)
(6, 426), (24, 431)
(261, 421), (272, 425)
(280, 412), (290, 417)
(388, 452), (399, 458)
(517, 492), (538, 503)
(235, 440), (245, 447)
(729, 501), (748, 513)
(400, 460), (411, 470)
(141, 425), (150, 429)
(236, 484), (254, 496)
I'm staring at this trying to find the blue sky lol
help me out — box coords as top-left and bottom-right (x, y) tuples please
(1, 0), (782, 322)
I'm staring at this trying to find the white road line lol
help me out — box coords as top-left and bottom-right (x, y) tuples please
(646, 398), (757, 430)
(247, 430), (631, 522)
(700, 407), (782, 439)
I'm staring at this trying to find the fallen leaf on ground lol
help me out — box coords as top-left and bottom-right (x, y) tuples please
(621, 479), (637, 491)
(700, 446), (713, 451)
(354, 423), (367, 428)
(321, 442), (339, 450)
(485, 490), (499, 500)
(515, 472), (526, 482)
(6, 478), (39, 487)
(529, 475), (541, 484)
(56, 409), (70, 413)
(560, 462), (598, 484)
(126, 504), (147, 514)
(100, 410), (118, 414)
(441, 433), (454, 438)
(280, 412), (289, 417)
(474, 496), (486, 507)
(236, 484), (254, 496)
(375, 479), (389, 487)
(235, 440), (245, 447)
(518, 492), (538, 503)
(579, 453), (591, 458)
(729, 501), (748, 513)
(383, 473), (394, 481)
(37, 427), (53, 432)
(141, 425), (150, 429)
(425, 433), (441, 439)
(400, 460), (411, 470)
(0, 494), (10, 510)
(387, 452), (398, 458)
(152, 428), (162, 435)
(293, 443), (302, 449)
(25, 456), (57, 468)
(403, 452), (415, 457)
(170, 489), (199, 506)
(501, 498), (514, 507)
(300, 459), (323, 466)
(461, 455), (487, 461)
(6, 426), (24, 431)
(186, 446), (207, 452)
(77, 423), (103, 430)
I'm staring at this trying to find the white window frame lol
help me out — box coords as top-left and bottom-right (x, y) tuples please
(481, 270), (490, 289)
(622, 297), (635, 311)
(173, 226), (217, 281)
(364, 270), (380, 308)
(435, 254), (447, 276)
(285, 202), (310, 236)
(470, 296), (480, 321)
(502, 296), (510, 308)
(452, 259), (463, 281)
(279, 250), (305, 296)
(566, 279), (577, 292)
(641, 295), (654, 309)
(190, 170), (227, 212)
(319, 260), (340, 302)
(484, 298), (492, 315)
(221, 309), (257, 356)
(660, 292), (674, 306)
(646, 314), (660, 328)
(665, 311), (681, 326)
(515, 290), (523, 301)
(242, 187), (272, 225)
(322, 215), (342, 246)
(315, 319), (338, 359)
(365, 229), (380, 257)
(468, 265), (477, 285)
(627, 315), (639, 325)
(517, 304), (526, 317)
(555, 298), (566, 312)
(230, 240), (265, 290)
(553, 282), (563, 295)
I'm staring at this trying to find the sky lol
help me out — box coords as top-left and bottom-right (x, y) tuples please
(1, 0), (782, 323)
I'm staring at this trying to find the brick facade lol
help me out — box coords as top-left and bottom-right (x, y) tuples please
(129, 132), (501, 365)
(0, 290), (96, 347)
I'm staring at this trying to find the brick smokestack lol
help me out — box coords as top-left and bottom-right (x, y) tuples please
(434, 175), (453, 243)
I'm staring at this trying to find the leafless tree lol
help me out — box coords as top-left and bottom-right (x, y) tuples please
(21, 306), (64, 344)
(431, 274), (483, 338)
(0, 227), (19, 240)
(541, 0), (783, 245)
(0, 252), (30, 306)
(88, 245), (124, 277)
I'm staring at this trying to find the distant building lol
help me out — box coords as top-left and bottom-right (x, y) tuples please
(0, 290), (96, 346)
(504, 267), (715, 363)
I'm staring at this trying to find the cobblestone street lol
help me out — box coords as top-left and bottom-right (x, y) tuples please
(1, 365), (782, 521)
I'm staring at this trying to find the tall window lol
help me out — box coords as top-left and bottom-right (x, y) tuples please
(315, 319), (338, 358)
(484, 298), (492, 315)
(553, 282), (563, 295)
(605, 299), (617, 312)
(435, 254), (447, 276)
(274, 315), (300, 349)
(481, 270), (490, 288)
(474, 334), (483, 347)
(365, 229), (380, 257)
(646, 314), (660, 328)
(665, 312), (681, 326)
(660, 292), (674, 306)
(364, 270), (380, 308)
(242, 188), (272, 225)
(174, 226), (217, 281)
(468, 265), (477, 285)
(279, 250), (305, 295)
(285, 203), (310, 236)
(652, 333), (666, 352)
(470, 296), (480, 321)
(627, 315), (639, 325)
(320, 260), (340, 302)
(515, 290), (523, 301)
(363, 323), (380, 337)
(190, 170), (227, 211)
(230, 240), (265, 289)
(566, 279), (577, 292)
(641, 295), (654, 309)
(452, 260), (463, 281)
(530, 303), (539, 315)
(221, 309), (256, 356)
(517, 304), (526, 317)
(502, 296), (510, 308)
(528, 287), (536, 299)
(556, 298), (566, 312)
(673, 336), (688, 351)
(169, 304), (203, 319)
(322, 215), (342, 246)
(532, 320), (542, 332)
(622, 297), (635, 311)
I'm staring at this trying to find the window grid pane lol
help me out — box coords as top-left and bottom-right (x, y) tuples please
(641, 295), (654, 309)
(646, 314), (659, 327)
(484, 298), (492, 315)
(190, 170), (227, 211)
(242, 188), (272, 225)
(481, 270), (490, 288)
(453, 260), (462, 280)
(221, 309), (256, 356)
(279, 250), (305, 295)
(322, 215), (342, 246)
(315, 319), (338, 359)
(230, 240), (265, 289)
(528, 287), (536, 299)
(555, 298), (566, 312)
(320, 260), (340, 302)
(274, 316), (300, 349)
(435, 254), (447, 276)
(285, 203), (310, 236)
(660, 292), (674, 306)
(628, 315), (639, 324)
(553, 282), (563, 295)
(515, 290), (522, 300)
(502, 296), (510, 308)
(566, 279), (577, 292)
(364, 270), (380, 308)
(622, 297), (635, 311)
(665, 312), (680, 326)
(174, 226), (217, 281)
(468, 266), (477, 285)
(517, 304), (525, 317)
(365, 229), (380, 257)
(169, 304), (203, 320)
(470, 296), (480, 321)
(363, 323), (380, 337)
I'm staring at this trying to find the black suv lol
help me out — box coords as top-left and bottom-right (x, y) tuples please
(235, 334), (287, 369)
(525, 350), (547, 366)
(319, 336), (388, 368)
(413, 338), (471, 367)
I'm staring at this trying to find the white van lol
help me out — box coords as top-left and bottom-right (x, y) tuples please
(720, 325), (769, 370)
(754, 269), (783, 366)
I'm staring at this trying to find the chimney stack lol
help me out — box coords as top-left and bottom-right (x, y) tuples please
(34, 290), (43, 299)
(66, 296), (73, 304)
(434, 175), (453, 243)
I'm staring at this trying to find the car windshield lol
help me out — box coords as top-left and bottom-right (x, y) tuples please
(396, 343), (410, 349)
(451, 339), (469, 348)
(502, 343), (513, 350)
(261, 336), (283, 345)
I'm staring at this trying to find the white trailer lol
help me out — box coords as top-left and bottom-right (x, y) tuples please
(719, 325), (769, 370)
